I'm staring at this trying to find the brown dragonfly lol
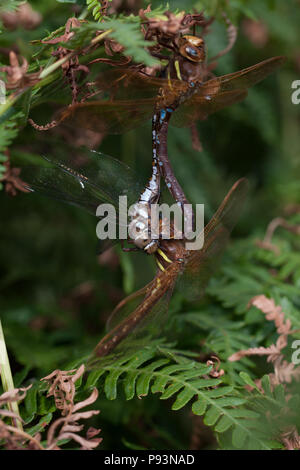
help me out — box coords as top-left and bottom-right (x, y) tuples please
(19, 147), (248, 358)
(93, 177), (248, 358)
(45, 54), (285, 136)
(32, 42), (283, 209)
(30, 31), (284, 211)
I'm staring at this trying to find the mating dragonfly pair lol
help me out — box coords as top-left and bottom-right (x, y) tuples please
(21, 147), (248, 358)
(23, 33), (285, 358)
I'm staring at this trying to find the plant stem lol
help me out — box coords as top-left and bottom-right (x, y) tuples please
(39, 29), (113, 80)
(90, 28), (112, 45)
(0, 319), (23, 431)
(0, 94), (18, 118)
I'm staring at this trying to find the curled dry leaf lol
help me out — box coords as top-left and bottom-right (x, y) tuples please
(249, 295), (292, 336)
(144, 11), (187, 37)
(281, 426), (300, 450)
(229, 344), (281, 363)
(257, 217), (300, 254)
(255, 239), (280, 255)
(229, 295), (300, 386)
(42, 365), (102, 450)
(41, 17), (82, 45)
(0, 51), (40, 90)
(42, 364), (85, 416)
(45, 387), (102, 450)
(0, 385), (32, 406)
(0, 384), (44, 450)
(206, 356), (225, 378)
(141, 9), (208, 41)
(210, 12), (237, 62)
(2, 160), (31, 197)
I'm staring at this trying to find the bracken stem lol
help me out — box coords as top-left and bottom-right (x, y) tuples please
(0, 318), (23, 431)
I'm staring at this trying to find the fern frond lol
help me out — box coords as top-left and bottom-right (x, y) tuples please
(0, 0), (23, 13)
(86, 0), (112, 22)
(236, 372), (298, 449)
(84, 343), (277, 448)
(183, 311), (255, 385)
(208, 235), (300, 315)
(59, 19), (158, 67)
(99, 19), (159, 66)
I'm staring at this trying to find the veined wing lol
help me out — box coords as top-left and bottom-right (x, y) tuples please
(55, 99), (158, 134)
(93, 261), (181, 358)
(170, 89), (248, 127)
(20, 147), (142, 211)
(92, 179), (248, 359)
(32, 58), (284, 134)
(91, 68), (186, 99)
(178, 178), (249, 300)
(21, 165), (100, 215)
(53, 68), (188, 133)
(195, 56), (285, 97)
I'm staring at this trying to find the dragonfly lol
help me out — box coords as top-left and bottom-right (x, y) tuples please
(19, 145), (182, 256)
(93, 176), (248, 358)
(31, 35), (284, 209)
(19, 147), (248, 358)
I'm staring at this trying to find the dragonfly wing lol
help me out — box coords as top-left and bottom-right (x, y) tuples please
(20, 164), (125, 253)
(54, 67), (189, 134)
(21, 146), (143, 208)
(94, 263), (180, 358)
(20, 166), (99, 215)
(178, 178), (249, 300)
(170, 89), (248, 127)
(93, 68), (182, 99)
(105, 281), (152, 332)
(55, 99), (157, 134)
(32, 59), (284, 134)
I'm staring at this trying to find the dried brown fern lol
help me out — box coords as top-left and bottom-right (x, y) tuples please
(0, 365), (102, 450)
(229, 295), (300, 449)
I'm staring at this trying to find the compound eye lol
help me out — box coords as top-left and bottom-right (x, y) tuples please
(186, 46), (198, 58)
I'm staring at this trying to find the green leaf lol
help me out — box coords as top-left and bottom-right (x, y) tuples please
(26, 412), (53, 436)
(240, 372), (260, 391)
(23, 383), (38, 423)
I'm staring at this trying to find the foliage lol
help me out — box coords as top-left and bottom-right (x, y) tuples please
(86, 0), (113, 22)
(0, 1), (23, 14)
(0, 0), (300, 451)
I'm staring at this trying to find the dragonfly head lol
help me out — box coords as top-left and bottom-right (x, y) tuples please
(178, 35), (206, 63)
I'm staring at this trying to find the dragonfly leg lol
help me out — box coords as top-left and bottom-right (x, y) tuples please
(120, 240), (141, 252)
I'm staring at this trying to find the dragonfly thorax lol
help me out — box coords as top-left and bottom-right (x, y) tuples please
(128, 202), (184, 256)
(178, 35), (206, 63)
(128, 202), (159, 254)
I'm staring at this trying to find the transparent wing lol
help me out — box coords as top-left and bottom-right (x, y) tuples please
(91, 179), (248, 360)
(171, 89), (248, 127)
(202, 56), (285, 94)
(20, 147), (143, 211)
(21, 166), (101, 214)
(54, 58), (284, 133)
(93, 263), (180, 359)
(55, 99), (157, 134)
(171, 56), (284, 127)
